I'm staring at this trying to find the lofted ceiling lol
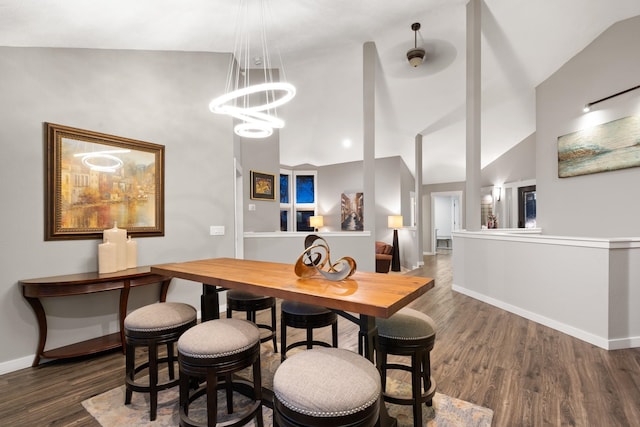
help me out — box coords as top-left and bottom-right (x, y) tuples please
(1, 0), (639, 184)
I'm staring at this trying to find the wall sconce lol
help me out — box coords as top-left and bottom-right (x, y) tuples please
(583, 84), (640, 112)
(309, 215), (324, 232)
(387, 215), (403, 272)
(493, 186), (501, 201)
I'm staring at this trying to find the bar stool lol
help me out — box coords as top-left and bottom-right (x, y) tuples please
(375, 307), (437, 427)
(124, 302), (197, 421)
(280, 301), (338, 362)
(273, 348), (381, 427)
(177, 318), (264, 427)
(226, 290), (278, 352)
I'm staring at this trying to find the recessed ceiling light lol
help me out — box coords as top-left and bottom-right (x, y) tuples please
(342, 138), (352, 148)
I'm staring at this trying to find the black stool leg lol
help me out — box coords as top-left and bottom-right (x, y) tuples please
(423, 350), (433, 406)
(179, 370), (190, 418)
(411, 351), (423, 426)
(206, 369), (218, 427)
(331, 321), (338, 347)
(149, 342), (158, 421)
(167, 342), (175, 380)
(124, 342), (134, 404)
(253, 356), (264, 427)
(225, 373), (234, 414)
(281, 321), (287, 362)
(271, 305), (278, 353)
(377, 348), (388, 392)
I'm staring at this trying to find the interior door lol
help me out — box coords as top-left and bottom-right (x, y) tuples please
(517, 185), (536, 228)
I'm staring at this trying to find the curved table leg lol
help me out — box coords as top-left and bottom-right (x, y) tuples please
(24, 296), (47, 367)
(119, 280), (132, 355)
(119, 277), (172, 354)
(159, 278), (172, 302)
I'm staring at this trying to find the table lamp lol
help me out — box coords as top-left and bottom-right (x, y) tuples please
(388, 215), (403, 271)
(309, 215), (324, 232)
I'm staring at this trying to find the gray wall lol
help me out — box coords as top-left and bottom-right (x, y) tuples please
(317, 156), (418, 269)
(536, 15), (640, 237)
(0, 47), (235, 370)
(317, 160), (364, 231)
(241, 132), (281, 232)
(481, 132), (536, 187)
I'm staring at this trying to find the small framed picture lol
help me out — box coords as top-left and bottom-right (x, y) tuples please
(250, 170), (276, 200)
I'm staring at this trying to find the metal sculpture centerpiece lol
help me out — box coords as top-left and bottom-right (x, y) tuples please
(294, 235), (357, 281)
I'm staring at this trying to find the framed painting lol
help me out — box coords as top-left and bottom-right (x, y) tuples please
(340, 192), (364, 231)
(45, 122), (165, 240)
(250, 170), (276, 200)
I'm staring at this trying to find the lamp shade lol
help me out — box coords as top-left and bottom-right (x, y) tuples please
(407, 48), (425, 67)
(309, 215), (324, 228)
(387, 215), (403, 229)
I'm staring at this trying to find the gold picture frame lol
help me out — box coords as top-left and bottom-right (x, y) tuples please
(45, 123), (165, 240)
(250, 170), (276, 200)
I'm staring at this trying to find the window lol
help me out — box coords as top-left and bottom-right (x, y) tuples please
(280, 209), (289, 232)
(280, 169), (317, 231)
(295, 175), (315, 203)
(296, 210), (315, 232)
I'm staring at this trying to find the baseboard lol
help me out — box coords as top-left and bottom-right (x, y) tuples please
(451, 284), (620, 350)
(608, 336), (640, 350)
(0, 355), (33, 375)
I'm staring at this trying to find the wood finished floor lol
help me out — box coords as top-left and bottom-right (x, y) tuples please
(2, 252), (640, 426)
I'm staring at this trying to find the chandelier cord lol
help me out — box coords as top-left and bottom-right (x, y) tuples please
(209, 0), (296, 138)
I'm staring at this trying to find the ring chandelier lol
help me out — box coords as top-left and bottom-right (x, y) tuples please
(209, 0), (295, 138)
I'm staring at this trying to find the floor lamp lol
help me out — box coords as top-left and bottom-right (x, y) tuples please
(388, 215), (403, 272)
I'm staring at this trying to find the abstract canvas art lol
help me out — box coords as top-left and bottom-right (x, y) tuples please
(558, 116), (640, 178)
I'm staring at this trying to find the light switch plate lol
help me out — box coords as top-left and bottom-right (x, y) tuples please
(209, 226), (225, 236)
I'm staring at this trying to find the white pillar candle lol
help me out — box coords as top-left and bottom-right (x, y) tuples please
(98, 239), (117, 274)
(103, 222), (127, 271)
(126, 236), (138, 269)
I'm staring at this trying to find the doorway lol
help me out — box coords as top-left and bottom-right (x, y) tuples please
(430, 191), (462, 254)
(517, 185), (536, 228)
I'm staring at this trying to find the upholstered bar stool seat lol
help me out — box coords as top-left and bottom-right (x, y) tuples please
(273, 348), (381, 427)
(375, 307), (437, 427)
(124, 302), (197, 421)
(280, 301), (338, 362)
(226, 290), (278, 352)
(177, 318), (264, 427)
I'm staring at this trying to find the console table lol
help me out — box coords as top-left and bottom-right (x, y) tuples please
(20, 267), (172, 367)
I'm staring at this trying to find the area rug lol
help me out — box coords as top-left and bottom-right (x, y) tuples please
(83, 351), (493, 426)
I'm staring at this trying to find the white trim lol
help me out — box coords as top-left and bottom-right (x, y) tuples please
(452, 284), (611, 349)
(452, 230), (640, 249)
(0, 355), (33, 375)
(245, 231), (371, 238)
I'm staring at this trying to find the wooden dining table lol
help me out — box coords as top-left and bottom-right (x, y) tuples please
(151, 257), (433, 359)
(150, 257), (434, 426)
